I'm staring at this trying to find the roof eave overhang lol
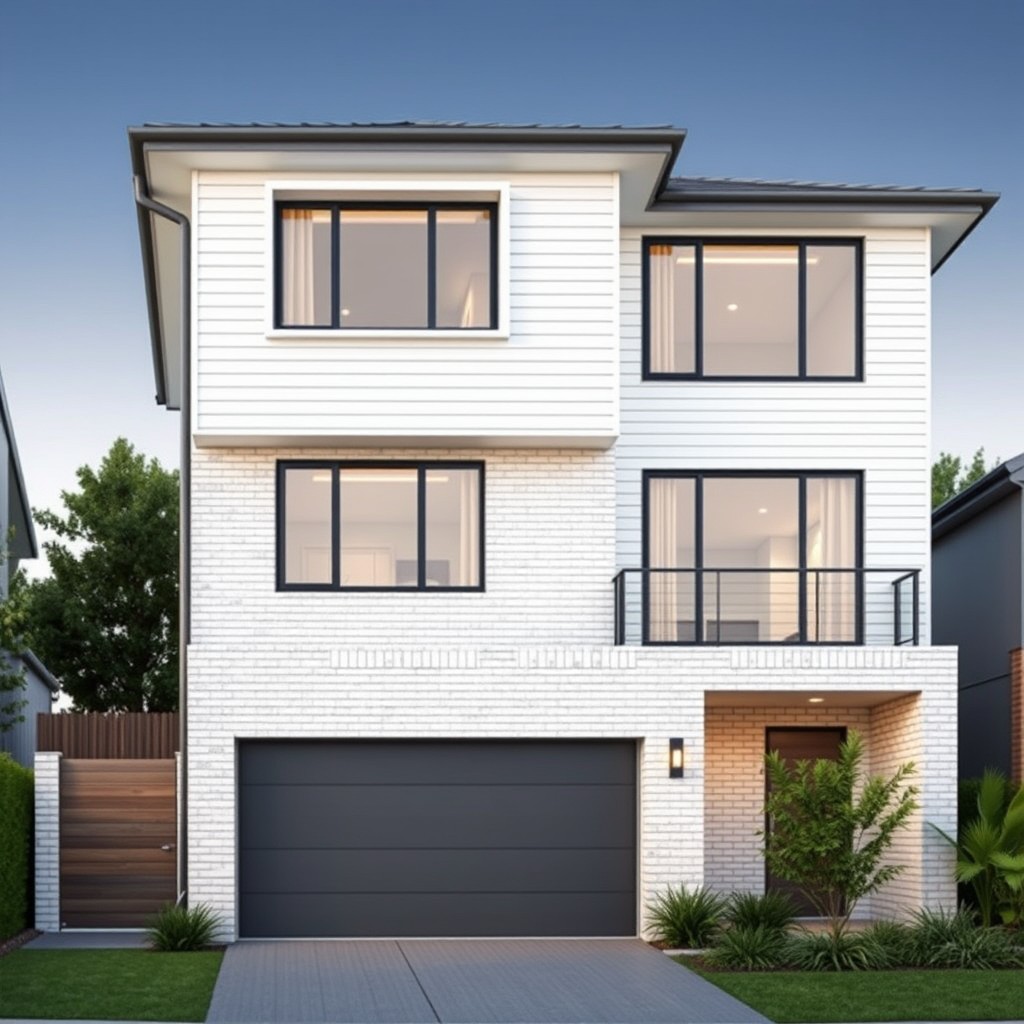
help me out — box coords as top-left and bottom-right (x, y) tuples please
(129, 125), (686, 408)
(932, 455), (1024, 539)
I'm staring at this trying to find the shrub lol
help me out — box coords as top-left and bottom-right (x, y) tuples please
(146, 902), (220, 951)
(861, 920), (915, 967)
(787, 929), (890, 971)
(0, 753), (32, 941)
(909, 907), (1023, 969)
(706, 924), (792, 970)
(761, 730), (917, 941)
(725, 891), (798, 933)
(646, 885), (727, 948)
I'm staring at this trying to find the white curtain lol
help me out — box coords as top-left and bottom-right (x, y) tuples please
(281, 210), (316, 324)
(810, 478), (856, 641)
(458, 471), (479, 586)
(650, 245), (676, 373)
(649, 480), (680, 641)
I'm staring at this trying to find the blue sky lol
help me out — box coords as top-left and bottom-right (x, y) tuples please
(0, 0), (1020, 544)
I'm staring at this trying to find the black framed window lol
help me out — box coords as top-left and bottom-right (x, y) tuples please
(276, 202), (498, 330)
(277, 461), (484, 591)
(642, 238), (863, 380)
(642, 471), (862, 644)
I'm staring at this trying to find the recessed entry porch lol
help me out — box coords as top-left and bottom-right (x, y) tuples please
(702, 689), (935, 921)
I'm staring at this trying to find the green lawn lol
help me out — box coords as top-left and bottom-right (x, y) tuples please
(679, 959), (1024, 1022)
(0, 949), (223, 1021)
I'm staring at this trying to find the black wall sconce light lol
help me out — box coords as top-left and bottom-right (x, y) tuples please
(669, 737), (684, 778)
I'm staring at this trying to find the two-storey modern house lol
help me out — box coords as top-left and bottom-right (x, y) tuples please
(127, 122), (996, 940)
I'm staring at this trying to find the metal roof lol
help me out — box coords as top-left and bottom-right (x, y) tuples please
(932, 452), (1024, 539)
(140, 120), (677, 130)
(665, 175), (989, 196)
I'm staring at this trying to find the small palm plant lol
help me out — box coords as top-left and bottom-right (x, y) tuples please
(933, 770), (1024, 927)
(646, 885), (727, 948)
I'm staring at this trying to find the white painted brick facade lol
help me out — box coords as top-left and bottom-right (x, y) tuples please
(33, 751), (60, 931)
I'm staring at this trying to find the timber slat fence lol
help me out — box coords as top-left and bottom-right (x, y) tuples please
(37, 712), (179, 759)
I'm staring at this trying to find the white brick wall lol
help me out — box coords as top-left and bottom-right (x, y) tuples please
(186, 641), (956, 940)
(33, 751), (60, 932)
(191, 447), (615, 647)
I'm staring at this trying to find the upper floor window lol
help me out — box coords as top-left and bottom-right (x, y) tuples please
(277, 460), (484, 591)
(642, 238), (862, 380)
(275, 203), (497, 330)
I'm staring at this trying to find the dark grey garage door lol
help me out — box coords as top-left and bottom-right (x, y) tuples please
(238, 740), (636, 938)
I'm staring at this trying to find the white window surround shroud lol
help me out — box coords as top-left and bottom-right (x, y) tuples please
(263, 179), (512, 340)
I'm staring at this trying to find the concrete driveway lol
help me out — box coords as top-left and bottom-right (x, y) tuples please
(205, 939), (767, 1024)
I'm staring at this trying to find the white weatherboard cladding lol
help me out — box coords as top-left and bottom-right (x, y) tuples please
(617, 227), (933, 641)
(193, 171), (619, 445)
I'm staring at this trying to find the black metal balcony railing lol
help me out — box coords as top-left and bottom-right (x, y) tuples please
(612, 567), (920, 647)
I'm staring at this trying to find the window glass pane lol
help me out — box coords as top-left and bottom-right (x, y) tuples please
(280, 209), (332, 326)
(703, 245), (798, 376)
(703, 478), (800, 642)
(339, 468), (418, 586)
(807, 245), (857, 376)
(436, 210), (492, 328)
(425, 468), (480, 586)
(806, 477), (858, 641)
(648, 244), (695, 373)
(283, 468), (333, 584)
(339, 210), (428, 328)
(647, 478), (696, 641)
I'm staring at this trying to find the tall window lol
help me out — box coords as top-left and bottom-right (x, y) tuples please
(644, 472), (860, 643)
(644, 239), (861, 379)
(278, 462), (483, 590)
(277, 203), (497, 330)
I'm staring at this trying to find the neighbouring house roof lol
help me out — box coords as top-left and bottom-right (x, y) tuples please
(932, 452), (1024, 539)
(128, 121), (999, 409)
(20, 649), (60, 694)
(0, 367), (37, 560)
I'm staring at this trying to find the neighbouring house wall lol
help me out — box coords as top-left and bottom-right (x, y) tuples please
(191, 447), (615, 647)
(1012, 648), (1023, 784)
(618, 228), (934, 644)
(0, 667), (53, 768)
(185, 642), (955, 941)
(933, 490), (1023, 777)
(193, 170), (619, 445)
(0, 424), (9, 599)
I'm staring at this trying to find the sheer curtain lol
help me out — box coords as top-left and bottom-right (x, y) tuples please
(457, 471), (479, 586)
(648, 480), (679, 641)
(649, 245), (675, 373)
(281, 209), (316, 324)
(809, 478), (856, 641)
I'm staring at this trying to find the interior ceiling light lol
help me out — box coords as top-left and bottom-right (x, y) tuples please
(727, 303), (739, 312)
(808, 697), (825, 703)
(758, 507), (768, 514)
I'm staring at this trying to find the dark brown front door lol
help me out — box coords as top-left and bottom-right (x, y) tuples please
(765, 727), (845, 917)
(60, 759), (177, 928)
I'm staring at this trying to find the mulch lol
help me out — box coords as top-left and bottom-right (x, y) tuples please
(0, 929), (40, 959)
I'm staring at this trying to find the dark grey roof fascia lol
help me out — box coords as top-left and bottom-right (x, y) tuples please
(0, 368), (38, 559)
(658, 178), (999, 273)
(20, 648), (60, 694)
(932, 452), (1024, 539)
(128, 123), (686, 407)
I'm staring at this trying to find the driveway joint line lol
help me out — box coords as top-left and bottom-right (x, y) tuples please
(396, 940), (442, 1024)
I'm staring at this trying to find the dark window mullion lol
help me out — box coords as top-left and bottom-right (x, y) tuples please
(332, 464), (341, 589)
(798, 243), (807, 378)
(417, 466), (427, 589)
(694, 475), (704, 643)
(331, 207), (340, 329)
(427, 207), (437, 329)
(798, 476), (808, 642)
(694, 243), (704, 377)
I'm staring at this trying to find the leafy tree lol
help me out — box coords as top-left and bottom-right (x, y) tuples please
(23, 439), (179, 711)
(0, 557), (28, 733)
(933, 771), (1024, 927)
(761, 730), (917, 940)
(932, 447), (995, 508)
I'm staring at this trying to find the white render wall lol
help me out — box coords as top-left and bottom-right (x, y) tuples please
(185, 643), (956, 940)
(617, 227), (933, 642)
(193, 171), (619, 445)
(191, 447), (615, 647)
